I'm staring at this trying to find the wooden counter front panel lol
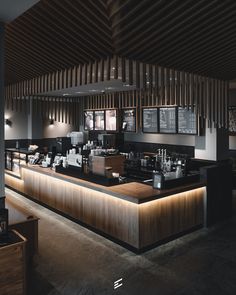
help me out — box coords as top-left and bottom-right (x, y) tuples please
(21, 168), (140, 248)
(5, 167), (205, 250)
(138, 187), (205, 248)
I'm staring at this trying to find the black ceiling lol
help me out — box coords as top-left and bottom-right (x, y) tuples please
(5, 0), (236, 85)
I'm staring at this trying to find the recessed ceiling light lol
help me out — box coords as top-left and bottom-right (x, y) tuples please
(112, 67), (116, 70)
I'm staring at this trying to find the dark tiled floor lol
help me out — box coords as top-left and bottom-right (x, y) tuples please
(6, 188), (236, 295)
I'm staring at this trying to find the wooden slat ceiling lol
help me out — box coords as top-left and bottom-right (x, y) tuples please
(5, 0), (236, 85)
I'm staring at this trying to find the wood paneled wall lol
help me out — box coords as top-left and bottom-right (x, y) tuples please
(5, 95), (81, 126)
(5, 55), (229, 129)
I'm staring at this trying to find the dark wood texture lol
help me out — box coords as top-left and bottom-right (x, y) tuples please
(6, 197), (39, 260)
(5, 0), (236, 86)
(5, 166), (205, 250)
(0, 230), (26, 295)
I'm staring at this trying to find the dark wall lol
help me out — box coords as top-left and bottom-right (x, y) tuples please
(5, 137), (71, 155)
(120, 141), (194, 158)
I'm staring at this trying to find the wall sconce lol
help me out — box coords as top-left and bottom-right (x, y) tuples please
(49, 119), (54, 125)
(5, 119), (12, 127)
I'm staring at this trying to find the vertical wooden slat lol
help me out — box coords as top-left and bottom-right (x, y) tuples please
(215, 79), (218, 125)
(57, 97), (60, 122)
(149, 64), (153, 91)
(190, 73), (194, 111)
(221, 80), (224, 127)
(76, 66), (80, 86)
(122, 57), (126, 83)
(5, 85), (9, 110)
(62, 99), (65, 123)
(64, 69), (68, 89)
(114, 55), (118, 80)
(59, 70), (63, 90)
(79, 65), (83, 86)
(165, 68), (170, 105)
(210, 78), (214, 125)
(89, 62), (93, 84)
(170, 69), (175, 105)
(72, 66), (77, 87)
(54, 71), (57, 91)
(206, 78), (210, 125)
(154, 65), (159, 105)
(100, 59), (104, 82)
(53, 97), (56, 121)
(225, 81), (228, 129)
(31, 79), (34, 96)
(184, 73), (188, 107)
(136, 61), (140, 89)
(160, 67), (164, 105)
(142, 63), (146, 89)
(60, 97), (63, 123)
(199, 76), (203, 118)
(212, 79), (215, 123)
(64, 98), (67, 123)
(68, 98), (71, 124)
(84, 64), (88, 85)
(95, 60), (99, 83)
(129, 59), (133, 85)
(182, 72), (186, 107)
(176, 71), (180, 107)
(73, 98), (76, 126)
(218, 80), (221, 127)
(44, 74), (47, 93)
(118, 92), (121, 109)
(107, 57), (111, 81)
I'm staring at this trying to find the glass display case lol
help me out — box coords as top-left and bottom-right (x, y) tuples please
(5, 148), (33, 176)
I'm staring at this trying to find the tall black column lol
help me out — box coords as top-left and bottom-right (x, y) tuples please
(0, 22), (5, 208)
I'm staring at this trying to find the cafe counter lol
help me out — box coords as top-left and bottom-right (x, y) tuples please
(5, 165), (206, 252)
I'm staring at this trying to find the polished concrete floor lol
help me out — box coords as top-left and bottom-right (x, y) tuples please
(6, 188), (236, 295)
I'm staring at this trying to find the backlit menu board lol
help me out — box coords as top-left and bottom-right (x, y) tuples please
(94, 110), (105, 130)
(122, 109), (136, 132)
(84, 111), (94, 130)
(178, 107), (197, 134)
(143, 108), (158, 133)
(229, 106), (236, 134)
(105, 109), (117, 131)
(159, 107), (177, 133)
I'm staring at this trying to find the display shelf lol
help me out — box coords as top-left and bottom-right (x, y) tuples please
(5, 148), (34, 175)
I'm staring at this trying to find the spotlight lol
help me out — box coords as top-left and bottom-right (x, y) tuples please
(5, 119), (12, 126)
(49, 119), (54, 125)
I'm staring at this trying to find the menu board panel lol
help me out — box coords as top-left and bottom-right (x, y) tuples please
(84, 111), (94, 130)
(159, 107), (177, 133)
(142, 108), (158, 133)
(178, 107), (197, 134)
(122, 109), (136, 132)
(229, 106), (236, 134)
(94, 110), (105, 130)
(105, 109), (117, 131)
